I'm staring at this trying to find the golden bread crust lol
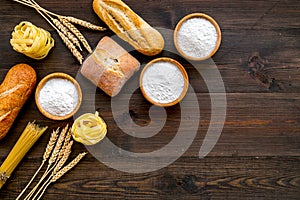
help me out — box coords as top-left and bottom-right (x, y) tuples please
(81, 36), (140, 97)
(0, 64), (36, 140)
(93, 0), (164, 56)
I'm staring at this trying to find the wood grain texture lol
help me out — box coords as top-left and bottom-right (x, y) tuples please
(0, 0), (299, 199)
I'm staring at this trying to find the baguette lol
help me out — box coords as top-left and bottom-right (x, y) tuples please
(0, 64), (36, 140)
(93, 0), (164, 56)
(81, 36), (140, 97)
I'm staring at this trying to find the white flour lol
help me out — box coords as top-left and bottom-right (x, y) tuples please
(177, 17), (218, 58)
(142, 61), (184, 104)
(39, 78), (78, 116)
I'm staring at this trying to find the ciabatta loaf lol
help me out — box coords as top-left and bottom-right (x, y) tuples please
(93, 0), (164, 56)
(81, 36), (140, 97)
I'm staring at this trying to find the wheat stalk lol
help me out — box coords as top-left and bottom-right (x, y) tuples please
(24, 126), (68, 200)
(62, 16), (106, 31)
(12, 0), (106, 64)
(32, 137), (73, 200)
(55, 126), (71, 163)
(53, 127), (72, 174)
(58, 31), (83, 64)
(53, 152), (87, 182)
(52, 141), (73, 175)
(17, 124), (86, 200)
(22, 1), (84, 65)
(35, 152), (87, 200)
(59, 17), (93, 53)
(48, 126), (68, 166)
(43, 129), (59, 161)
(52, 18), (82, 51)
(15, 129), (59, 200)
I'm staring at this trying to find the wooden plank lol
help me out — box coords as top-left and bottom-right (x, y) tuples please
(1, 156), (299, 199)
(0, 0), (299, 199)
(1, 92), (299, 159)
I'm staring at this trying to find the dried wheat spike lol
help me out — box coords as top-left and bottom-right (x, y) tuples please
(58, 31), (83, 64)
(51, 152), (87, 182)
(43, 129), (59, 161)
(48, 125), (68, 166)
(52, 141), (73, 175)
(56, 126), (71, 161)
(59, 17), (93, 53)
(52, 18), (82, 51)
(63, 128), (72, 150)
(62, 16), (106, 31)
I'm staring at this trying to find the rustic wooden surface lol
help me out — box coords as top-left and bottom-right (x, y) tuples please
(1, 0), (300, 199)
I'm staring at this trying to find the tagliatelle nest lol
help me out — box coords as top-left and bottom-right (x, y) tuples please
(12, 0), (106, 63)
(10, 21), (54, 60)
(72, 112), (107, 145)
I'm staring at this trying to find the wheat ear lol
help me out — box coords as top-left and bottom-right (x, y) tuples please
(52, 18), (82, 51)
(54, 126), (71, 164)
(43, 129), (60, 161)
(62, 127), (72, 153)
(25, 3), (83, 64)
(48, 126), (68, 167)
(24, 126), (67, 200)
(13, 0), (107, 63)
(58, 30), (83, 64)
(59, 17), (93, 53)
(53, 141), (73, 175)
(52, 152), (87, 182)
(36, 152), (87, 200)
(32, 141), (73, 200)
(62, 16), (106, 31)
(16, 129), (59, 200)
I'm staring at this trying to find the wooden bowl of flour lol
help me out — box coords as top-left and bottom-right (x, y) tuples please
(174, 13), (222, 61)
(140, 57), (189, 107)
(35, 73), (82, 120)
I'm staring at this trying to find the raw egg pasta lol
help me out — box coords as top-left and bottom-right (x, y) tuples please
(10, 21), (54, 60)
(72, 112), (107, 145)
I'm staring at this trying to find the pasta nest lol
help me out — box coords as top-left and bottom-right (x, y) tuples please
(72, 112), (107, 145)
(10, 21), (54, 60)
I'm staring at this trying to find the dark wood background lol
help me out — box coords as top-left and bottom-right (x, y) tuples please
(1, 0), (300, 199)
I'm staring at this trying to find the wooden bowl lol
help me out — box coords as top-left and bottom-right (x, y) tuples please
(140, 57), (189, 107)
(174, 13), (222, 61)
(35, 73), (82, 120)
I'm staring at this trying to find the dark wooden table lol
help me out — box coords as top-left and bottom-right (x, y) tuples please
(1, 0), (300, 199)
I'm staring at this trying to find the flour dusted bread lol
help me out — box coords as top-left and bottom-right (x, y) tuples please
(81, 36), (140, 97)
(93, 0), (164, 56)
(0, 64), (36, 140)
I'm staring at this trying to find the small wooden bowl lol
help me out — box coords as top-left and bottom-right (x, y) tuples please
(140, 57), (189, 107)
(35, 73), (82, 120)
(174, 13), (222, 61)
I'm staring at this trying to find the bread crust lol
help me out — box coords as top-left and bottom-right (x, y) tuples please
(0, 64), (36, 140)
(81, 36), (140, 97)
(93, 0), (164, 56)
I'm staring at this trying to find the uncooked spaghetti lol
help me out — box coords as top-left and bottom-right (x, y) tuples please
(0, 121), (47, 189)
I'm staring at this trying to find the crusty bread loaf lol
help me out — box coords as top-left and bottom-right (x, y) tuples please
(81, 36), (140, 97)
(93, 0), (164, 56)
(0, 64), (36, 140)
